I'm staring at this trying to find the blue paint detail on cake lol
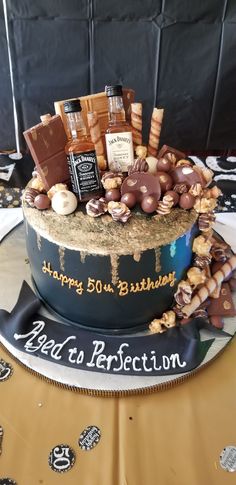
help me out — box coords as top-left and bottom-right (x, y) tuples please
(170, 241), (176, 258)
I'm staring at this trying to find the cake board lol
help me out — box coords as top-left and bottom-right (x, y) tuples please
(0, 223), (235, 396)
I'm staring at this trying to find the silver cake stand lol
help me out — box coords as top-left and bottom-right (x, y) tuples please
(0, 223), (235, 396)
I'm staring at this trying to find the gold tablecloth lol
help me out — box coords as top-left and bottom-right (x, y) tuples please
(0, 225), (236, 484)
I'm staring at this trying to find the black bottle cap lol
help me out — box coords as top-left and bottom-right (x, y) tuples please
(105, 85), (123, 97)
(64, 99), (82, 113)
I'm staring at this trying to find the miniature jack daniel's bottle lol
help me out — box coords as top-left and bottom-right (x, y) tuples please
(64, 100), (102, 201)
(105, 85), (134, 172)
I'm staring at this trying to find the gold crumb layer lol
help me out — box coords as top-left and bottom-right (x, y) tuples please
(23, 200), (197, 255)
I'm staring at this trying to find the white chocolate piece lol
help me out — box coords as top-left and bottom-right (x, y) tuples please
(51, 190), (78, 215)
(182, 255), (236, 317)
(146, 156), (158, 174)
(148, 108), (164, 157)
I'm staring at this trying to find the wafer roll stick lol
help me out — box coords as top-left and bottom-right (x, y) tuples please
(131, 103), (142, 148)
(182, 255), (236, 317)
(87, 111), (104, 157)
(148, 108), (164, 157)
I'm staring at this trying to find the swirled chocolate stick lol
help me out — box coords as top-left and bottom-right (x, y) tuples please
(182, 255), (236, 317)
(131, 103), (142, 148)
(148, 108), (164, 157)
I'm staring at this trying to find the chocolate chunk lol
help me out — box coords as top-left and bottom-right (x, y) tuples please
(158, 145), (186, 162)
(23, 115), (69, 191)
(121, 172), (161, 203)
(207, 282), (236, 317)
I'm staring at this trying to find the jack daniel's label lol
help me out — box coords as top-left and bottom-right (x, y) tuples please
(105, 132), (134, 172)
(67, 150), (101, 200)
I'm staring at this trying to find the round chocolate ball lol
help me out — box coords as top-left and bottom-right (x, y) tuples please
(105, 188), (121, 202)
(179, 192), (195, 209)
(164, 190), (179, 206)
(51, 190), (78, 215)
(156, 171), (173, 193)
(34, 194), (51, 210)
(156, 157), (171, 172)
(120, 192), (136, 208)
(141, 195), (158, 214)
(171, 165), (205, 188)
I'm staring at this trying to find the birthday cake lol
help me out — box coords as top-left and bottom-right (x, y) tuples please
(22, 87), (236, 338)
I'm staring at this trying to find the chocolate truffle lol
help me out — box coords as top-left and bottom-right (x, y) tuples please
(120, 192), (136, 208)
(34, 194), (51, 210)
(141, 195), (158, 214)
(156, 172), (173, 193)
(156, 158), (171, 172)
(105, 188), (121, 202)
(171, 166), (205, 188)
(51, 190), (78, 215)
(179, 192), (195, 209)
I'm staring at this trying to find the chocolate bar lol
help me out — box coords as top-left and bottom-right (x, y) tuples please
(207, 282), (236, 317)
(158, 145), (186, 161)
(23, 114), (69, 191)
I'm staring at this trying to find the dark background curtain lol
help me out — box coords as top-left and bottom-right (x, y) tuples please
(0, 0), (236, 152)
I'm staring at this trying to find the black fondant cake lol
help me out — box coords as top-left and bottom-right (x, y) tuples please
(23, 200), (197, 332)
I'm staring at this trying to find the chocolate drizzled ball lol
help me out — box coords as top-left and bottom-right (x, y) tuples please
(24, 187), (40, 207)
(128, 158), (149, 175)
